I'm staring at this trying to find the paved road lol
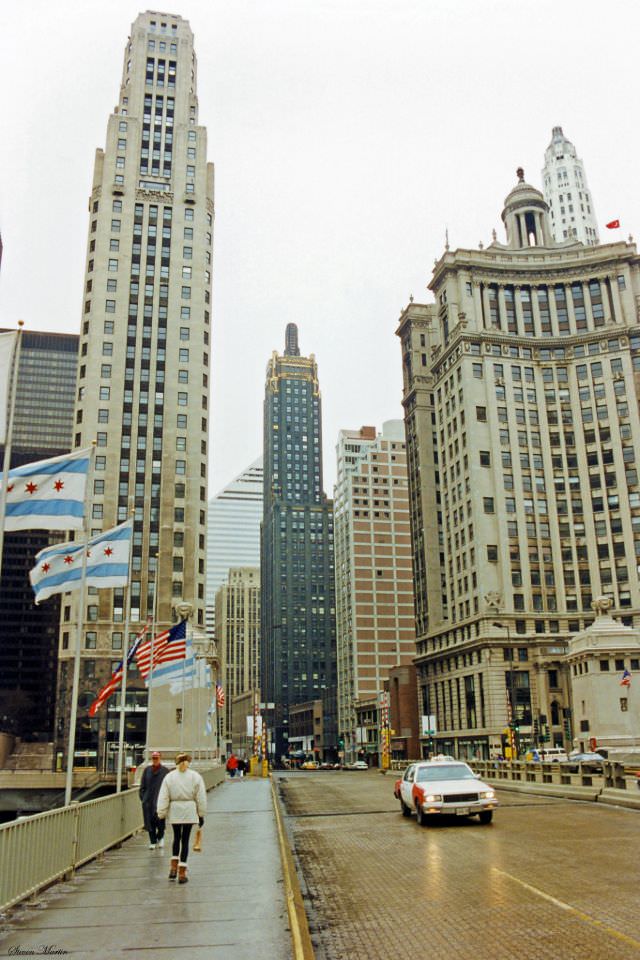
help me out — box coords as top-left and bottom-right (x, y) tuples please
(276, 770), (640, 960)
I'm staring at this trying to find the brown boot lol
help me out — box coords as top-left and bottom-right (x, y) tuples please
(168, 857), (178, 881)
(178, 863), (188, 884)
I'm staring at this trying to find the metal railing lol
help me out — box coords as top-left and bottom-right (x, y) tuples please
(388, 758), (640, 803)
(0, 765), (225, 913)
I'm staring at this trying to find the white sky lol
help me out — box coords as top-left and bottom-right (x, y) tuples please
(1, 0), (639, 494)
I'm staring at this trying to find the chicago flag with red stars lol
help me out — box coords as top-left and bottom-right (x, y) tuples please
(1, 447), (92, 531)
(29, 518), (133, 604)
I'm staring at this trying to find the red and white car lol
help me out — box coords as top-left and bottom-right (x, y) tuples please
(394, 758), (498, 825)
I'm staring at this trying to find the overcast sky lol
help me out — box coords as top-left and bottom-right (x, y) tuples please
(1, 0), (639, 494)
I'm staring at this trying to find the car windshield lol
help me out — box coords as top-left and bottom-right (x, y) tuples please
(416, 764), (474, 782)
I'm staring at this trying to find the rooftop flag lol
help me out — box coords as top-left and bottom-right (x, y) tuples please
(88, 622), (149, 717)
(1, 447), (92, 531)
(29, 518), (133, 603)
(0, 331), (18, 446)
(606, 219), (621, 229)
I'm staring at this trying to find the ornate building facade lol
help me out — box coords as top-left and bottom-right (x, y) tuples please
(398, 168), (640, 759)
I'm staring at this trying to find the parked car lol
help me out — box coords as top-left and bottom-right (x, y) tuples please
(301, 760), (320, 770)
(345, 760), (369, 770)
(394, 758), (498, 825)
(563, 752), (605, 772)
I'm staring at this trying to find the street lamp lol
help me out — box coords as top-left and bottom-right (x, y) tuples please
(493, 621), (519, 759)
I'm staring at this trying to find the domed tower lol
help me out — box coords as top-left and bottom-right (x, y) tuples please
(501, 167), (555, 250)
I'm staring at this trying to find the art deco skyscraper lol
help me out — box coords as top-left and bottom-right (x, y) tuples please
(261, 324), (336, 760)
(58, 13), (214, 768)
(542, 126), (599, 245)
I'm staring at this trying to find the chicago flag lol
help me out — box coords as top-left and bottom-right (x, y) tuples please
(1, 447), (91, 531)
(29, 518), (133, 604)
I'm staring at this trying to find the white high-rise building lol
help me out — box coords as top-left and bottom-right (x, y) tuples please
(206, 458), (263, 638)
(542, 126), (599, 246)
(58, 12), (214, 769)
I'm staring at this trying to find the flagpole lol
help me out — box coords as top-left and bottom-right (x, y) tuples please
(145, 573), (157, 762)
(180, 622), (187, 752)
(64, 442), (96, 807)
(0, 322), (23, 582)
(116, 513), (135, 793)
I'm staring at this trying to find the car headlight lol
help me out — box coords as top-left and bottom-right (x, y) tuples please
(423, 794), (442, 803)
(480, 790), (495, 800)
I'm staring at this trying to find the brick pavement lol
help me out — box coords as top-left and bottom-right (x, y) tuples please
(277, 770), (640, 960)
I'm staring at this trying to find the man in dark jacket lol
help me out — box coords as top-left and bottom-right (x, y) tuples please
(139, 751), (169, 849)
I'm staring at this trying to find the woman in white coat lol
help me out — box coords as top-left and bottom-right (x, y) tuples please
(157, 752), (207, 884)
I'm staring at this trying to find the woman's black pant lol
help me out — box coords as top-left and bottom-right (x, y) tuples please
(171, 823), (193, 862)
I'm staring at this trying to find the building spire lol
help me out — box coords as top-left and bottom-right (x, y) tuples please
(284, 323), (300, 357)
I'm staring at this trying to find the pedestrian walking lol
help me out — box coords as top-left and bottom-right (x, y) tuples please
(226, 753), (238, 778)
(157, 752), (207, 884)
(139, 751), (169, 849)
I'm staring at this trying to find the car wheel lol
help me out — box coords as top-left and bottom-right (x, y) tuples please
(400, 798), (411, 817)
(416, 803), (428, 826)
(478, 810), (493, 825)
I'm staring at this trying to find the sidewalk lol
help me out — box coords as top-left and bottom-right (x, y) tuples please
(0, 777), (293, 960)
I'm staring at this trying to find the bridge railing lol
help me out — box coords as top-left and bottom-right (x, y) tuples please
(0, 765), (225, 914)
(387, 758), (640, 801)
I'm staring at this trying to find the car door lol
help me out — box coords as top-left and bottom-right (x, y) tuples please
(400, 764), (416, 805)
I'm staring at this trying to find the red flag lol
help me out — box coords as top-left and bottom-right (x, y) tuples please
(88, 622), (149, 716)
(216, 682), (225, 707)
(606, 219), (620, 229)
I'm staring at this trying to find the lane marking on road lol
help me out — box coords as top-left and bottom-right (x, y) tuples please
(492, 868), (640, 951)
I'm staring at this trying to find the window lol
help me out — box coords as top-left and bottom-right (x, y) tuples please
(85, 631), (97, 649)
(178, 392), (188, 406)
(472, 363), (483, 379)
(480, 451), (491, 467)
(483, 497), (495, 514)
(476, 406), (487, 422)
(105, 299), (116, 313)
(599, 659), (610, 671)
(487, 545), (498, 562)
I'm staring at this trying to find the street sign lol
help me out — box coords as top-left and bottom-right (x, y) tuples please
(421, 714), (437, 737)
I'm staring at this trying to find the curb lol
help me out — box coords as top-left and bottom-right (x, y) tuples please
(270, 776), (315, 960)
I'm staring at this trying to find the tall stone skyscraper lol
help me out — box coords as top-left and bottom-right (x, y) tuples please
(542, 126), (599, 245)
(58, 12), (214, 769)
(261, 324), (336, 760)
(398, 167), (640, 760)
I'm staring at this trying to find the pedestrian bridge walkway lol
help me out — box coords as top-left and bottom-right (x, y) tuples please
(0, 777), (293, 960)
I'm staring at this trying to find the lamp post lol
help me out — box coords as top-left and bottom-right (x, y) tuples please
(493, 621), (519, 759)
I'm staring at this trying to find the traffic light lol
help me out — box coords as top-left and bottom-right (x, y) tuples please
(338, 737), (344, 750)
(563, 719), (571, 740)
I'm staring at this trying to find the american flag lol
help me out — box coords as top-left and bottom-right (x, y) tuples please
(88, 622), (149, 717)
(216, 681), (225, 707)
(620, 669), (632, 687)
(135, 620), (187, 680)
